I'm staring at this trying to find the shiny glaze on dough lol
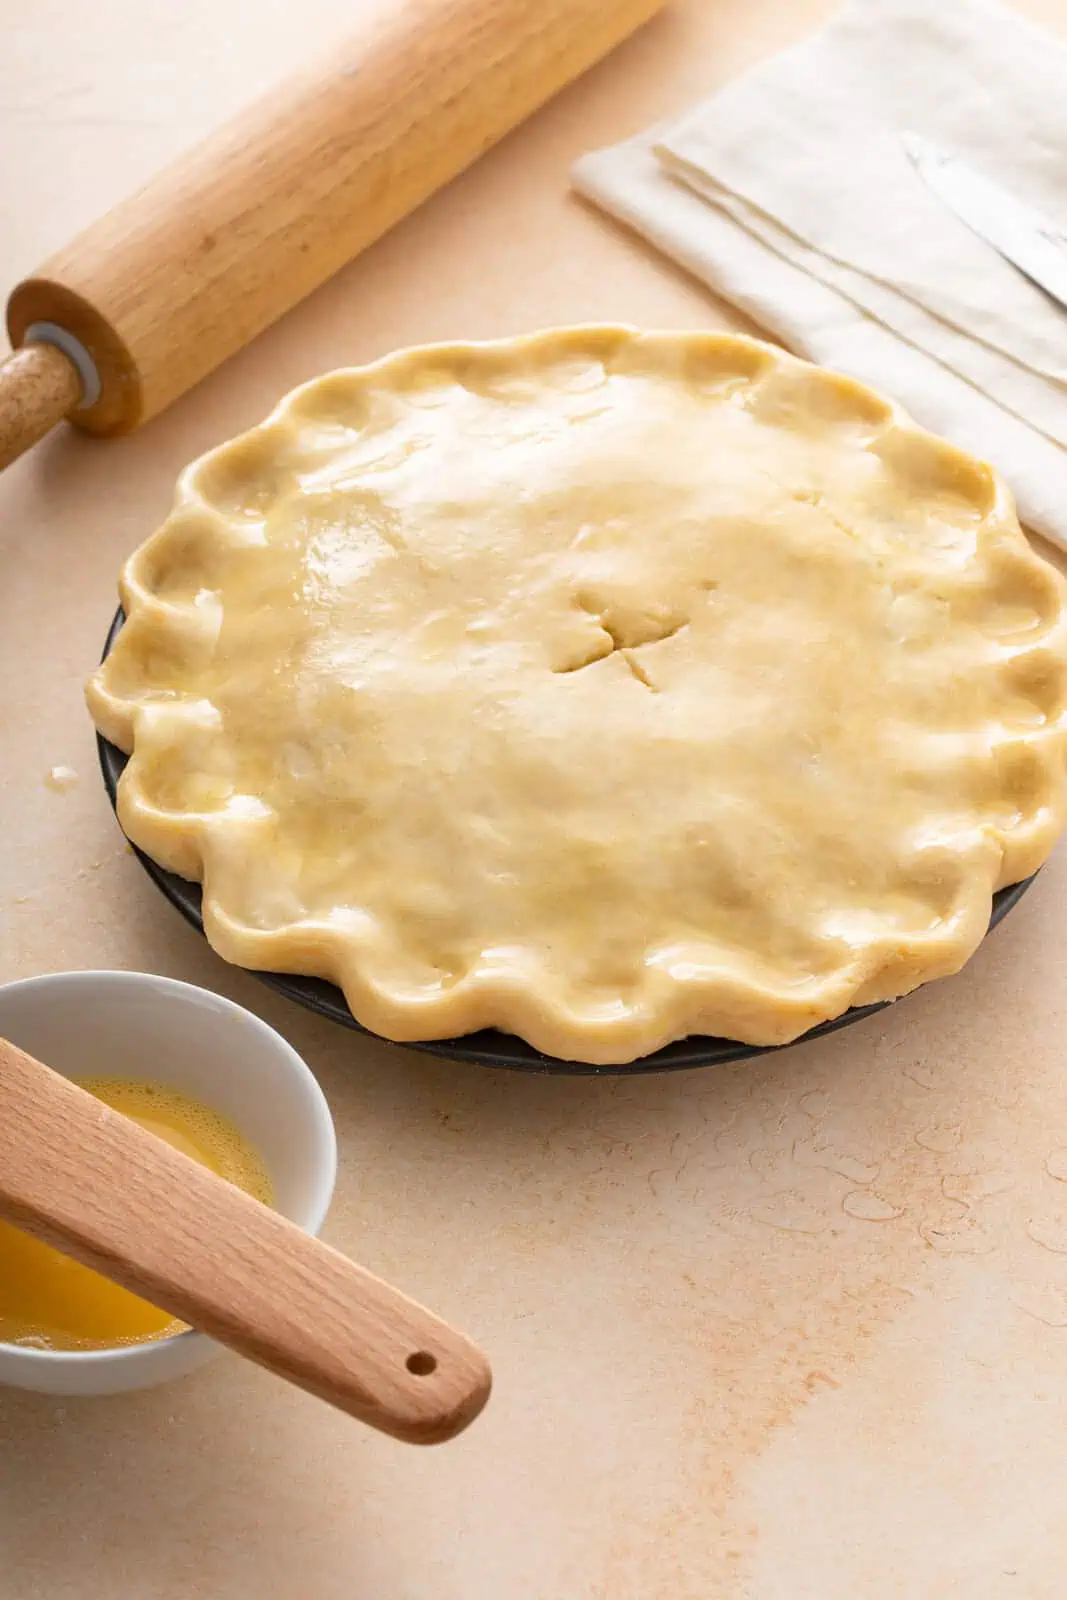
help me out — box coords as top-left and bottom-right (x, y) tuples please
(87, 328), (1067, 1063)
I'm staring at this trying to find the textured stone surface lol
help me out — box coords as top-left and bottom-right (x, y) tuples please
(4, 0), (1067, 1593)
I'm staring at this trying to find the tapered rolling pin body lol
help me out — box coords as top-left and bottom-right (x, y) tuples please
(1, 0), (663, 468)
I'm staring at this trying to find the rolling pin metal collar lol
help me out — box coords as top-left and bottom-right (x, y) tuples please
(22, 323), (99, 408)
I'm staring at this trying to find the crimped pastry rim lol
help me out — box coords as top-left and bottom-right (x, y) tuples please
(86, 326), (1067, 1064)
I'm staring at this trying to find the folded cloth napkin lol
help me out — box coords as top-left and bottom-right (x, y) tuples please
(573, 0), (1067, 549)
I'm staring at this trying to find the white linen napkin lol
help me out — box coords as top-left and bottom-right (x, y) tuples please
(572, 0), (1067, 549)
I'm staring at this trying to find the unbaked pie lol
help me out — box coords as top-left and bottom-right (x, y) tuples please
(87, 327), (1067, 1063)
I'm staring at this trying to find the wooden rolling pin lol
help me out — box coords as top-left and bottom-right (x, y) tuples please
(0, 1035), (491, 1443)
(0, 0), (664, 470)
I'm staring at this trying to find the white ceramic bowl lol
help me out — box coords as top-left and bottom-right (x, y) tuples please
(0, 970), (337, 1396)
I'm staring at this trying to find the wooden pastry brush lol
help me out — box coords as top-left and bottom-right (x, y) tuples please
(0, 0), (664, 471)
(0, 1034), (491, 1443)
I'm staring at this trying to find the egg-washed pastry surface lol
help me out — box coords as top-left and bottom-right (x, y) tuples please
(87, 327), (1067, 1064)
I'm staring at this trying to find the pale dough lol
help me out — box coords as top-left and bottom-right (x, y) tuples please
(86, 328), (1067, 1063)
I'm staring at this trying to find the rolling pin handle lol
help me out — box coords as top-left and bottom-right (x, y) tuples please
(0, 340), (83, 470)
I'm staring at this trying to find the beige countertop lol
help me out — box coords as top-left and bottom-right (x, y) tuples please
(3, 1), (1067, 1594)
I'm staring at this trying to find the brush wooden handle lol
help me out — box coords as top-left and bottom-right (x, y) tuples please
(0, 1036), (491, 1443)
(3, 0), (663, 460)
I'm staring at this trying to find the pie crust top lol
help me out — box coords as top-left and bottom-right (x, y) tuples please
(87, 328), (1067, 1064)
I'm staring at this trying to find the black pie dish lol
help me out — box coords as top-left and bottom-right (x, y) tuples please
(97, 606), (1035, 1076)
